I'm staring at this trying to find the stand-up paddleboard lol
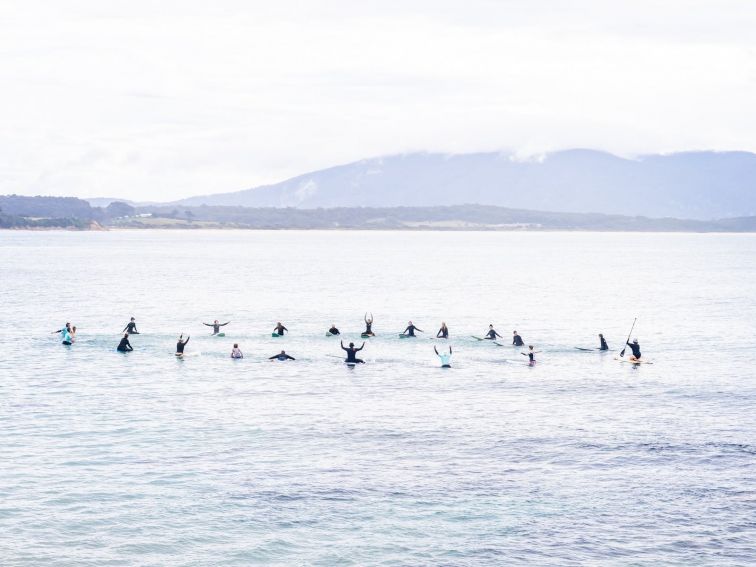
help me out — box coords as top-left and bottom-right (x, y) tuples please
(615, 357), (653, 365)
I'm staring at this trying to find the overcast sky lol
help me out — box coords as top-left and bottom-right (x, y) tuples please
(2, 0), (755, 201)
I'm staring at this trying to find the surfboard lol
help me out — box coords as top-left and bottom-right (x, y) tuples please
(215, 332), (225, 337)
(325, 332), (334, 337)
(615, 357), (653, 364)
(271, 332), (280, 337)
(471, 336), (485, 341)
(399, 334), (416, 339)
(360, 333), (372, 339)
(575, 347), (595, 352)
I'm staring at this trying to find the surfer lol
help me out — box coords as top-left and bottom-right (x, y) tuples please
(485, 325), (502, 340)
(436, 322), (449, 338)
(231, 343), (243, 359)
(117, 333), (133, 352)
(53, 322), (71, 335)
(521, 345), (540, 366)
(269, 350), (295, 361)
(402, 321), (423, 337)
(362, 313), (375, 337)
(273, 322), (288, 336)
(176, 334), (190, 355)
(341, 340), (365, 364)
(70, 326), (77, 343)
(599, 333), (609, 351)
(122, 317), (139, 334)
(203, 320), (229, 335)
(626, 339), (642, 360)
(512, 331), (524, 346)
(434, 345), (452, 368)
(61, 327), (73, 346)
(327, 324), (340, 336)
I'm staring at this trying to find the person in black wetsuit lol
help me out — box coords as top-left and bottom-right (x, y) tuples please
(273, 322), (288, 336)
(599, 333), (609, 351)
(436, 322), (449, 339)
(203, 320), (229, 335)
(269, 350), (295, 361)
(341, 341), (365, 363)
(362, 313), (375, 337)
(521, 345), (540, 366)
(512, 331), (524, 346)
(485, 325), (502, 340)
(122, 317), (139, 334)
(327, 324), (340, 336)
(626, 339), (641, 360)
(117, 333), (133, 352)
(402, 321), (423, 337)
(176, 334), (190, 355)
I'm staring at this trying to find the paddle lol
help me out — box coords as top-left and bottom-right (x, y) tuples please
(619, 318), (637, 357)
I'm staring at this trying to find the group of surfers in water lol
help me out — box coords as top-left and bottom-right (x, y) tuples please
(55, 313), (645, 367)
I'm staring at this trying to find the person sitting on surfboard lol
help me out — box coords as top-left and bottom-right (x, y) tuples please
(512, 331), (524, 346)
(485, 325), (502, 340)
(176, 334), (190, 355)
(122, 317), (139, 334)
(327, 324), (340, 336)
(599, 334), (609, 351)
(203, 320), (229, 335)
(273, 322), (288, 336)
(402, 321), (423, 337)
(362, 313), (375, 337)
(626, 339), (641, 360)
(231, 344), (243, 359)
(436, 322), (449, 338)
(117, 333), (133, 352)
(522, 345), (540, 366)
(435, 345), (452, 368)
(269, 350), (295, 361)
(341, 341), (365, 364)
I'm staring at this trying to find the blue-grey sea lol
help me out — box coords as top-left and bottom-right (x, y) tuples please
(1, 230), (755, 566)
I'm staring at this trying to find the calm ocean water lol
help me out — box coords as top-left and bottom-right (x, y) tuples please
(1, 230), (755, 566)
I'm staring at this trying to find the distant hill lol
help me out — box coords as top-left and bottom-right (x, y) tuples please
(172, 150), (756, 220)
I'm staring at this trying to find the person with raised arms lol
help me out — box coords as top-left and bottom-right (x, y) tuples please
(175, 334), (190, 356)
(341, 340), (365, 364)
(362, 313), (375, 337)
(402, 321), (423, 337)
(269, 350), (295, 361)
(273, 322), (288, 336)
(625, 338), (642, 361)
(485, 325), (502, 340)
(436, 322), (449, 339)
(512, 330), (524, 346)
(230, 343), (243, 359)
(122, 317), (139, 334)
(203, 320), (229, 335)
(435, 345), (452, 368)
(117, 333), (133, 352)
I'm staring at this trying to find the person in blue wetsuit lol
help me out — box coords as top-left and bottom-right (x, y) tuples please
(436, 322), (449, 338)
(269, 350), (295, 361)
(341, 341), (365, 364)
(117, 333), (133, 352)
(485, 325), (502, 340)
(626, 339), (642, 360)
(512, 331), (524, 346)
(402, 321), (423, 337)
(435, 345), (452, 368)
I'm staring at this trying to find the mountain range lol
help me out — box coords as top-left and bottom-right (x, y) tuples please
(169, 150), (756, 220)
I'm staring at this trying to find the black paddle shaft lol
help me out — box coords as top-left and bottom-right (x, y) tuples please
(619, 318), (637, 357)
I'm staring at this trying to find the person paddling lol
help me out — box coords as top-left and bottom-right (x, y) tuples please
(269, 350), (295, 361)
(626, 338), (642, 360)
(436, 322), (449, 339)
(122, 317), (139, 334)
(599, 333), (609, 351)
(485, 325), (502, 340)
(512, 331), (524, 346)
(203, 320), (229, 335)
(117, 333), (133, 352)
(341, 340), (365, 364)
(435, 345), (452, 368)
(273, 322), (288, 336)
(402, 321), (423, 337)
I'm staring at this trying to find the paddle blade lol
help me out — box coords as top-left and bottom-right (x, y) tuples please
(619, 347), (626, 357)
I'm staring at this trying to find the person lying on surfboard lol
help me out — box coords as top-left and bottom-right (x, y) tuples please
(273, 322), (288, 336)
(402, 321), (423, 337)
(485, 325), (502, 340)
(512, 331), (524, 346)
(269, 350), (295, 361)
(203, 320), (229, 335)
(436, 322), (449, 338)
(626, 339), (641, 360)
(341, 341), (365, 364)
(599, 334), (609, 351)
(176, 334), (190, 355)
(362, 313), (375, 337)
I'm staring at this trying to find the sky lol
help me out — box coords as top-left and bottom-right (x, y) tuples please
(1, 0), (755, 201)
